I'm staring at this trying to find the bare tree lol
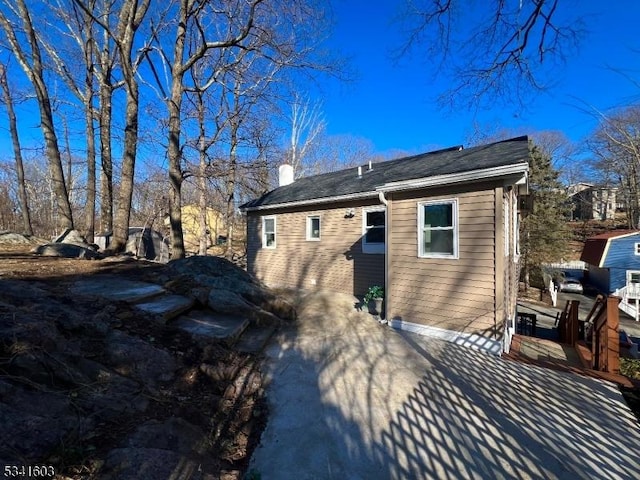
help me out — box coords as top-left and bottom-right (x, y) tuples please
(43, 0), (98, 241)
(304, 132), (377, 175)
(0, 0), (74, 231)
(0, 62), (33, 235)
(286, 93), (325, 178)
(109, 0), (150, 252)
(147, 0), (270, 259)
(194, 90), (214, 256)
(94, 4), (118, 236)
(74, 0), (151, 251)
(398, 0), (584, 108)
(185, 77), (226, 256)
(69, 0), (125, 237)
(217, 44), (289, 259)
(588, 105), (640, 229)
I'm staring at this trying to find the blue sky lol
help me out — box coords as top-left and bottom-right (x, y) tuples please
(319, 1), (640, 154)
(1, 1), (638, 169)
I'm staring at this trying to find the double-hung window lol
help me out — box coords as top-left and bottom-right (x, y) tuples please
(262, 216), (276, 248)
(362, 207), (385, 254)
(418, 199), (458, 258)
(307, 215), (321, 241)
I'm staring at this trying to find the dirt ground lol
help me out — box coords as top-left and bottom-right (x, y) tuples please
(0, 241), (268, 479)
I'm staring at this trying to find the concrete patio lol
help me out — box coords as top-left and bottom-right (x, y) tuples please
(249, 291), (640, 480)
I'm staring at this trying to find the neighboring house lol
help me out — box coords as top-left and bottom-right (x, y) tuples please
(568, 183), (619, 220)
(181, 204), (225, 254)
(240, 136), (530, 354)
(163, 205), (225, 254)
(580, 230), (640, 294)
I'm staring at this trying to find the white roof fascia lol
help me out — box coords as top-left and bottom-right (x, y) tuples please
(599, 231), (640, 267)
(607, 231), (640, 241)
(598, 232), (640, 267)
(376, 163), (529, 193)
(600, 239), (612, 268)
(241, 191), (379, 212)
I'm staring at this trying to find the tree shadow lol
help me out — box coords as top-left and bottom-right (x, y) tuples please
(250, 296), (640, 479)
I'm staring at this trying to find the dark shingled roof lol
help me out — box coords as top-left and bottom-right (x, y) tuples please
(241, 136), (530, 210)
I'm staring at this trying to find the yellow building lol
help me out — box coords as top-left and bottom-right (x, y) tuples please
(178, 204), (225, 254)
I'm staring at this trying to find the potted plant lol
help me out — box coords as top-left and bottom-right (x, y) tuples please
(363, 285), (384, 316)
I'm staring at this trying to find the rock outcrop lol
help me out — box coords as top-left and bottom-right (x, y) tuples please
(32, 228), (100, 259)
(0, 250), (280, 478)
(166, 256), (296, 324)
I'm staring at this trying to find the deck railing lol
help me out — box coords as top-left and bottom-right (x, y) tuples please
(556, 299), (580, 346)
(584, 295), (621, 373)
(613, 285), (640, 321)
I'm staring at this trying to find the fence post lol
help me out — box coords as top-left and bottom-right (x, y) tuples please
(549, 279), (558, 307)
(569, 300), (579, 346)
(606, 296), (620, 374)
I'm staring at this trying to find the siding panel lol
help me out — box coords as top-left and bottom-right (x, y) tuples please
(602, 234), (640, 291)
(247, 200), (384, 295)
(388, 185), (498, 337)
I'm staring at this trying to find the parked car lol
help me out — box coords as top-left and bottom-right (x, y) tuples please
(557, 277), (584, 294)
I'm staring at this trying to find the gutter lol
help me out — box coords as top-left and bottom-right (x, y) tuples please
(240, 191), (379, 212)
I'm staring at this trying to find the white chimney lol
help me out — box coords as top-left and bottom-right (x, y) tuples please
(279, 164), (294, 187)
(358, 166), (362, 177)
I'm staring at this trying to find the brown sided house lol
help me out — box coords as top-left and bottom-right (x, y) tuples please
(240, 136), (530, 354)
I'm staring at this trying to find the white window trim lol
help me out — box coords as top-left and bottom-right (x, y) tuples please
(262, 215), (276, 249)
(417, 199), (459, 259)
(306, 215), (321, 241)
(362, 206), (385, 254)
(513, 199), (520, 263)
(504, 196), (510, 257)
(635, 243), (640, 256)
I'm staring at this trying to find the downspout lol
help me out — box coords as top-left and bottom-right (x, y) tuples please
(379, 191), (389, 323)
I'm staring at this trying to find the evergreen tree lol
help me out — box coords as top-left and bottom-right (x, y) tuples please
(520, 143), (572, 289)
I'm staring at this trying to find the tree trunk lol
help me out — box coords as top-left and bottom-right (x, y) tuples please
(225, 123), (237, 260)
(0, 64), (32, 235)
(0, 0), (74, 231)
(168, 88), (186, 259)
(108, 0), (149, 253)
(63, 118), (73, 202)
(98, 83), (114, 234)
(197, 93), (209, 256)
(111, 80), (138, 252)
(84, 91), (96, 243)
(38, 83), (74, 231)
(166, 2), (188, 260)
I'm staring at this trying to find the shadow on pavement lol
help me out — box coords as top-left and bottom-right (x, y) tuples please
(250, 292), (640, 479)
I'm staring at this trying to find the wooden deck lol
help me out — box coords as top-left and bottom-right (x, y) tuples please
(504, 334), (634, 388)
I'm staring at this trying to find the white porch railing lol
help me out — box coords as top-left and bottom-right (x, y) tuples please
(613, 285), (640, 321)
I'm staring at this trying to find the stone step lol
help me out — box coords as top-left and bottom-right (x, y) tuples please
(235, 325), (277, 353)
(172, 311), (250, 345)
(72, 277), (165, 303)
(134, 295), (195, 323)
